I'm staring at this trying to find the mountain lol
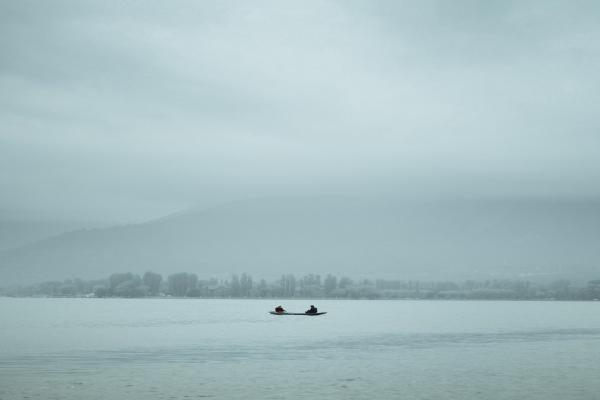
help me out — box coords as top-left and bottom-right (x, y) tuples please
(0, 218), (89, 252)
(1, 196), (599, 285)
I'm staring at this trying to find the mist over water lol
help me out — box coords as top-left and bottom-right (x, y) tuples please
(1, 1), (599, 399)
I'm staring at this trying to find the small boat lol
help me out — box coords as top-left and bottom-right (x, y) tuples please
(269, 311), (327, 316)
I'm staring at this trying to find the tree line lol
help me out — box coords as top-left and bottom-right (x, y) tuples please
(2, 272), (600, 300)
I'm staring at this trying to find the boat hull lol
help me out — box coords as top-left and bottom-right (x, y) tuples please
(269, 311), (327, 316)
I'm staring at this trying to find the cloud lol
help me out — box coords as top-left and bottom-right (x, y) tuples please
(1, 0), (599, 221)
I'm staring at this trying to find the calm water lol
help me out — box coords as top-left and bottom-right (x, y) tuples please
(0, 298), (599, 399)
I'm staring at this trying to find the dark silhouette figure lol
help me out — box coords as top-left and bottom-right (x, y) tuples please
(305, 305), (318, 314)
(275, 305), (285, 313)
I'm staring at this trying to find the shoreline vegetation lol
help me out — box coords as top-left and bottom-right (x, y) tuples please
(1, 272), (600, 301)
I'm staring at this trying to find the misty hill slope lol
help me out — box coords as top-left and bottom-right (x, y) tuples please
(1, 197), (599, 284)
(0, 217), (88, 252)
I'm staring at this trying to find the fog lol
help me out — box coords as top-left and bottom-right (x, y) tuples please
(1, 1), (599, 283)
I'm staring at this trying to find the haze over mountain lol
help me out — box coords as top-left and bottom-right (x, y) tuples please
(1, 2), (599, 286)
(1, 196), (598, 285)
(0, 210), (108, 252)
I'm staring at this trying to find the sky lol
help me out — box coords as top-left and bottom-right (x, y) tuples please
(1, 0), (599, 224)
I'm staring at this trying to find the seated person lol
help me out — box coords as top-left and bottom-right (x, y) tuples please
(305, 305), (318, 314)
(274, 305), (285, 313)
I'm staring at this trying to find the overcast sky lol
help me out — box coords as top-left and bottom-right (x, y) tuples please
(1, 0), (599, 223)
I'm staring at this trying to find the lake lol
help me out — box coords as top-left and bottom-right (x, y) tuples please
(0, 298), (599, 399)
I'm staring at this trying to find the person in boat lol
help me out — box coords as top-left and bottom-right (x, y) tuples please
(275, 305), (285, 313)
(305, 305), (318, 314)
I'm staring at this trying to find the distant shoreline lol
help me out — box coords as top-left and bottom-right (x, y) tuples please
(2, 272), (599, 301)
(1, 295), (599, 302)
